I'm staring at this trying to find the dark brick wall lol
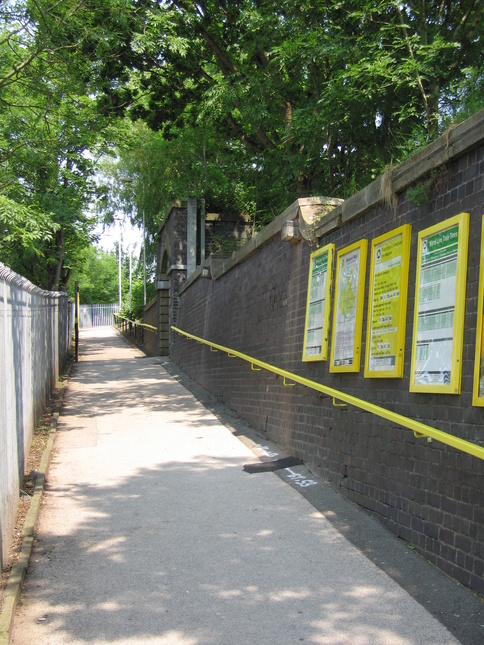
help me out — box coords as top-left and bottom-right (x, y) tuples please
(142, 297), (159, 356)
(204, 215), (252, 256)
(172, 143), (484, 595)
(157, 206), (188, 352)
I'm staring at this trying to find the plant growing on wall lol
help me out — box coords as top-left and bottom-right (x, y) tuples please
(407, 168), (449, 207)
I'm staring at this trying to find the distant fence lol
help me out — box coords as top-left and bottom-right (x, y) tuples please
(0, 263), (72, 569)
(79, 303), (119, 328)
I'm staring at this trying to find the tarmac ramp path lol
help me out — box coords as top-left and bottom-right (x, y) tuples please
(10, 328), (465, 644)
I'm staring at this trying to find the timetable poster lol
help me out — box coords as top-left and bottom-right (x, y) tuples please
(365, 225), (411, 378)
(411, 213), (469, 393)
(330, 239), (367, 372)
(472, 215), (484, 406)
(303, 244), (334, 361)
(477, 314), (484, 399)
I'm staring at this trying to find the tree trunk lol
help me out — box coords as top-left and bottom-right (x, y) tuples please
(52, 228), (65, 291)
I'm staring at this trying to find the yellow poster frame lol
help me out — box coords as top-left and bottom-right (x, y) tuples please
(302, 243), (335, 361)
(330, 239), (368, 373)
(364, 225), (412, 378)
(410, 212), (469, 394)
(472, 215), (484, 406)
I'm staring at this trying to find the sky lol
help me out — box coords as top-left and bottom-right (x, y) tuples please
(95, 219), (143, 255)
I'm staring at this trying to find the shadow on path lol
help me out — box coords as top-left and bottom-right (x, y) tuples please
(10, 328), (482, 645)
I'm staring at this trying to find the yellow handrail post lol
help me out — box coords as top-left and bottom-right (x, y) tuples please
(332, 398), (347, 408)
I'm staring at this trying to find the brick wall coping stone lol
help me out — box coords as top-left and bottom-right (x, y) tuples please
(144, 296), (158, 312)
(205, 212), (252, 222)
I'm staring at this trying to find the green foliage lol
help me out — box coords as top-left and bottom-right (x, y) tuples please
(103, 0), (484, 221)
(0, 0), (131, 289)
(443, 66), (484, 125)
(119, 278), (156, 322)
(99, 119), (263, 232)
(2, 0), (483, 297)
(0, 196), (59, 280)
(67, 246), (119, 304)
(407, 182), (434, 208)
(406, 169), (447, 207)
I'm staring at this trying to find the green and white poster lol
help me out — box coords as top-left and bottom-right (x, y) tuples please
(473, 215), (484, 406)
(303, 244), (334, 361)
(410, 213), (469, 393)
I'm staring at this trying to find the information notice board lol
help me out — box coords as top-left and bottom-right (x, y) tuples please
(330, 239), (367, 373)
(365, 225), (411, 378)
(410, 212), (469, 394)
(473, 215), (484, 406)
(302, 243), (334, 361)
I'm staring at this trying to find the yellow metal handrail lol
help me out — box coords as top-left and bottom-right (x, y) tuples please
(114, 313), (157, 332)
(172, 325), (484, 462)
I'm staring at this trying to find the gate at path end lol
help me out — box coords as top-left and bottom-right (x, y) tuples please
(79, 304), (119, 329)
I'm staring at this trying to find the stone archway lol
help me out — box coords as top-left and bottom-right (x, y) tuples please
(157, 250), (170, 355)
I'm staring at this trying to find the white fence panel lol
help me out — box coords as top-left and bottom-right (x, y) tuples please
(79, 303), (119, 328)
(0, 263), (72, 568)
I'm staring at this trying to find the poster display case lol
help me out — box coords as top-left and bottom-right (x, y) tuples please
(364, 225), (411, 378)
(473, 215), (484, 406)
(410, 212), (469, 394)
(302, 243), (335, 361)
(330, 239), (368, 373)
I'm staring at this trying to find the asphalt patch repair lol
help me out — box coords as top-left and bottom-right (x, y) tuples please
(243, 456), (303, 473)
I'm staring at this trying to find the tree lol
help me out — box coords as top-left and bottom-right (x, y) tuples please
(67, 245), (120, 304)
(121, 0), (484, 199)
(2, 0), (483, 293)
(91, 0), (483, 241)
(0, 196), (59, 280)
(119, 277), (156, 321)
(0, 0), (137, 289)
(99, 118), (263, 234)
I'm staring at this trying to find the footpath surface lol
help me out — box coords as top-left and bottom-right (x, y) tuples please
(9, 328), (483, 644)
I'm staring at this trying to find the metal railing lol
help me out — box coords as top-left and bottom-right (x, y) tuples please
(79, 303), (119, 328)
(114, 313), (157, 345)
(172, 325), (484, 462)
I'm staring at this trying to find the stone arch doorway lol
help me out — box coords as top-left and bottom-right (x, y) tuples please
(157, 250), (170, 355)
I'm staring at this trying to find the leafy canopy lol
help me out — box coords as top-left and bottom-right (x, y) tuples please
(1, 0), (483, 291)
(0, 0), (136, 289)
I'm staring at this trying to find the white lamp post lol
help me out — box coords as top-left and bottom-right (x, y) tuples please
(121, 177), (146, 308)
(129, 248), (132, 318)
(117, 223), (122, 307)
(143, 206), (146, 306)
